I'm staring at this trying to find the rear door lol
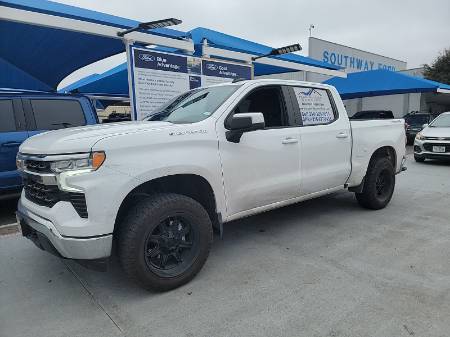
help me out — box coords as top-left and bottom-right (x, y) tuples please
(0, 98), (28, 191)
(287, 86), (352, 195)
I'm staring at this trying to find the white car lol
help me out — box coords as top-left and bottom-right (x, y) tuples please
(16, 79), (407, 290)
(414, 111), (450, 162)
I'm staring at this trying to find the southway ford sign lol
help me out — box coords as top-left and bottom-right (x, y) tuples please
(309, 37), (407, 73)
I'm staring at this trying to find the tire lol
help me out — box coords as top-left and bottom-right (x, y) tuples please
(118, 193), (213, 291)
(414, 155), (425, 162)
(355, 157), (395, 210)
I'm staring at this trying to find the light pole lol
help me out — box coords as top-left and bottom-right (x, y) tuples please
(117, 18), (182, 37)
(251, 43), (302, 61)
(309, 24), (315, 37)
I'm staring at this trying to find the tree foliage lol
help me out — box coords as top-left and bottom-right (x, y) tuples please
(423, 48), (450, 85)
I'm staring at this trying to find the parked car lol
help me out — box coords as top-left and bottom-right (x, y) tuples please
(16, 79), (407, 291)
(102, 112), (131, 123)
(0, 90), (98, 195)
(350, 110), (394, 120)
(414, 111), (450, 162)
(404, 112), (433, 145)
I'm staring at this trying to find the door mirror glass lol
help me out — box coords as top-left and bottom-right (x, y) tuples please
(226, 112), (265, 143)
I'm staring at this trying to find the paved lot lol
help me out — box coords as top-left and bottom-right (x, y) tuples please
(1, 154), (449, 337)
(0, 196), (18, 227)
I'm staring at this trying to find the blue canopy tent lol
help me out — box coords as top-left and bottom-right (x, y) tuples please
(325, 69), (450, 100)
(60, 27), (343, 96)
(60, 63), (129, 96)
(188, 27), (341, 76)
(0, 0), (190, 91)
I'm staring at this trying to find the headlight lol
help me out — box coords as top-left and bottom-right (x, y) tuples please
(50, 152), (106, 173)
(415, 132), (425, 141)
(16, 155), (25, 171)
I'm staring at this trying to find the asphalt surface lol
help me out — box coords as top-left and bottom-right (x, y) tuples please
(0, 196), (19, 227)
(1, 153), (449, 337)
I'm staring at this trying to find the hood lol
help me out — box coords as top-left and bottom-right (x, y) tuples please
(421, 126), (450, 138)
(20, 121), (174, 155)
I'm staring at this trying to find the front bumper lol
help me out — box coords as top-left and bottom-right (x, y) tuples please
(17, 204), (112, 260)
(414, 139), (450, 159)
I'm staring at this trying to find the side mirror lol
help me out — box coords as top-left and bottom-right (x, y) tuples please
(226, 112), (265, 143)
(422, 123), (429, 129)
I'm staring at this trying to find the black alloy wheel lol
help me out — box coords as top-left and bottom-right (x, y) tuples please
(119, 193), (213, 291)
(374, 169), (394, 200)
(355, 157), (395, 210)
(144, 216), (199, 277)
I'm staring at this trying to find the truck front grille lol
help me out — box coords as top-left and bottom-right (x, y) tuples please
(68, 193), (88, 218)
(23, 179), (88, 218)
(24, 160), (52, 173)
(24, 179), (60, 207)
(423, 143), (450, 153)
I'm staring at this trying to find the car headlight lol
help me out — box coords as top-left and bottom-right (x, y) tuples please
(415, 132), (425, 141)
(50, 151), (106, 173)
(16, 155), (25, 171)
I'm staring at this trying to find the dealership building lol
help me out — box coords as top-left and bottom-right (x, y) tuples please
(259, 37), (450, 118)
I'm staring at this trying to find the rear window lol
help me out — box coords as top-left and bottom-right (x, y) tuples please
(0, 99), (16, 132)
(405, 115), (429, 125)
(30, 99), (86, 130)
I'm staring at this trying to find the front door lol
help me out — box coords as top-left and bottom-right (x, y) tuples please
(218, 85), (302, 216)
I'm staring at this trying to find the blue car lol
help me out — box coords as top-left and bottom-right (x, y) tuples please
(0, 91), (98, 195)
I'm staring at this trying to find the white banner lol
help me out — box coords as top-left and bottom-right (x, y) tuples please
(293, 87), (335, 125)
(129, 46), (252, 120)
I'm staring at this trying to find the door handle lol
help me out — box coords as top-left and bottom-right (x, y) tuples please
(336, 132), (349, 139)
(282, 137), (299, 144)
(1, 141), (21, 147)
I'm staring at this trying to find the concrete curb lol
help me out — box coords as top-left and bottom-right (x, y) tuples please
(0, 223), (20, 236)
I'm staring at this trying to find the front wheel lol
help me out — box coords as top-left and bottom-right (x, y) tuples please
(355, 157), (395, 210)
(118, 193), (213, 291)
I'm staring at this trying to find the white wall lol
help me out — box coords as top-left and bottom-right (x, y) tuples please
(343, 93), (424, 118)
(361, 94), (405, 117)
(256, 71), (306, 81)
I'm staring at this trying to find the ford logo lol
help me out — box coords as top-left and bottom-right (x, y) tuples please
(206, 64), (218, 71)
(139, 54), (155, 62)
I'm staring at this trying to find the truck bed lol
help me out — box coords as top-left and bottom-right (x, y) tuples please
(347, 119), (406, 187)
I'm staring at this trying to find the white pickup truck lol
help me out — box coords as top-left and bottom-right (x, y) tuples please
(16, 79), (406, 290)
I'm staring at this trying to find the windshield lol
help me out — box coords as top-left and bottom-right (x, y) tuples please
(430, 114), (450, 127)
(144, 85), (241, 124)
(405, 115), (429, 126)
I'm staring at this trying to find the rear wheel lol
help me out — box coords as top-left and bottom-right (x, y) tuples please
(355, 157), (395, 210)
(118, 193), (213, 291)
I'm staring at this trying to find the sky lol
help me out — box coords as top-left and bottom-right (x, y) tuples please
(57, 0), (450, 88)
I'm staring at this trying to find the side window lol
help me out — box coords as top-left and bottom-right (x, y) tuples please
(291, 87), (337, 126)
(0, 100), (17, 132)
(30, 99), (86, 130)
(234, 86), (286, 128)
